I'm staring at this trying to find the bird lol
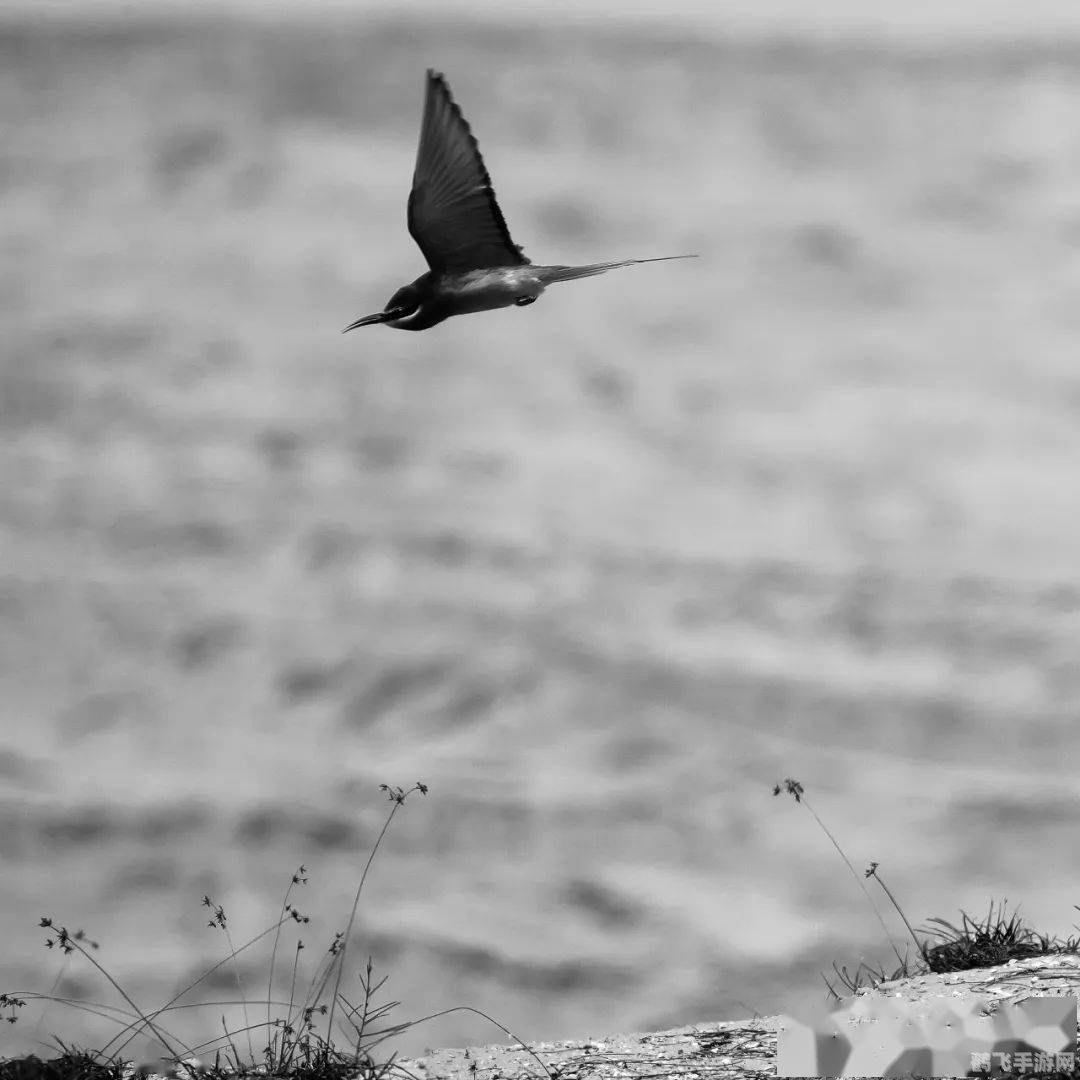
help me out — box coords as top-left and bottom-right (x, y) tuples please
(342, 69), (697, 333)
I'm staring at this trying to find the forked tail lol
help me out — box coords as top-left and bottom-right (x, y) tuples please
(535, 254), (698, 284)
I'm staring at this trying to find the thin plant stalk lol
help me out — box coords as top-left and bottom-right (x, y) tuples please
(325, 784), (426, 1046)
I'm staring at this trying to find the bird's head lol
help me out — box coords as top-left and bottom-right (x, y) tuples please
(342, 282), (425, 332)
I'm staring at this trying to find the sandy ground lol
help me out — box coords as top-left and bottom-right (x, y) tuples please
(2, 11), (1080, 1064)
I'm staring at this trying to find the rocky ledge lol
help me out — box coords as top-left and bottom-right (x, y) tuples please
(396, 953), (1080, 1080)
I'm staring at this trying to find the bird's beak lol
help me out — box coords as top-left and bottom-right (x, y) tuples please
(341, 311), (395, 332)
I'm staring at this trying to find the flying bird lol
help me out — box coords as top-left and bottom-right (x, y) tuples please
(343, 69), (696, 333)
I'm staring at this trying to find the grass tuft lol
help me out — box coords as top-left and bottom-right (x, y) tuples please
(775, 777), (1076, 1001)
(0, 782), (549, 1080)
(0, 1047), (125, 1080)
(920, 899), (1080, 974)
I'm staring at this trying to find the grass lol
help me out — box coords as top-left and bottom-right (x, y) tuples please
(0, 1049), (125, 1080)
(774, 777), (1080, 1001)
(0, 783), (558, 1080)
(5, 778), (1079, 1080)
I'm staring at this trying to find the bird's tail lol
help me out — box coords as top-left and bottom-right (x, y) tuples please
(534, 254), (698, 284)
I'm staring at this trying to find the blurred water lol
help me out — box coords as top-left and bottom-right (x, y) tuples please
(17, 0), (1080, 41)
(2, 10), (1080, 1064)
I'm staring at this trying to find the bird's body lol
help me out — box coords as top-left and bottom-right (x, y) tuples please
(378, 268), (543, 333)
(343, 70), (695, 333)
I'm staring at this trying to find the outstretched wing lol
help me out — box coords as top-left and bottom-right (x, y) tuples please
(407, 70), (529, 274)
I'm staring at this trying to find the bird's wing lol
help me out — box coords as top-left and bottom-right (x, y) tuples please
(407, 70), (529, 274)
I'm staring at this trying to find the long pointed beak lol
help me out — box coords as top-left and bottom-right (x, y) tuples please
(341, 311), (394, 333)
